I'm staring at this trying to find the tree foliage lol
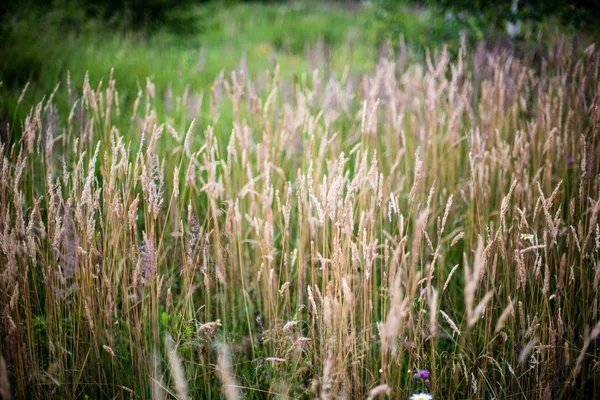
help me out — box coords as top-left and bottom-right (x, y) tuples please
(1, 0), (202, 30)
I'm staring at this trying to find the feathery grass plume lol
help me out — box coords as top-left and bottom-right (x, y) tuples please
(499, 180), (518, 232)
(367, 384), (390, 399)
(102, 345), (115, 357)
(183, 119), (195, 154)
(17, 82), (30, 105)
(216, 344), (241, 400)
(139, 231), (157, 285)
(568, 319), (600, 387)
(443, 264), (459, 292)
(411, 210), (428, 268)
(494, 299), (514, 333)
(128, 195), (140, 228)
(440, 310), (461, 336)
(439, 194), (453, 236)
(151, 350), (166, 400)
(173, 166), (180, 198)
(320, 350), (333, 400)
(519, 337), (539, 364)
(380, 271), (410, 354)
(266, 357), (286, 363)
(428, 287), (439, 338)
(469, 290), (493, 327)
(408, 147), (423, 205)
(450, 232), (464, 247)
(464, 236), (484, 325)
(307, 285), (318, 320)
(0, 355), (10, 400)
(164, 334), (188, 400)
(141, 154), (165, 218)
(198, 320), (221, 335)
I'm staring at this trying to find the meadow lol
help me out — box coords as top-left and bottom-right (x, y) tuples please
(0, 2), (599, 399)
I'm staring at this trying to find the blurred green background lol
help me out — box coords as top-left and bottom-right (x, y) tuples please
(1, 0), (598, 126)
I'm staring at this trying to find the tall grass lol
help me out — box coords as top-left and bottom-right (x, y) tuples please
(1, 36), (599, 399)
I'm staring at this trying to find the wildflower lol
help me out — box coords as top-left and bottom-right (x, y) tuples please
(413, 369), (430, 379)
(520, 233), (535, 243)
(566, 155), (574, 164)
(410, 393), (433, 400)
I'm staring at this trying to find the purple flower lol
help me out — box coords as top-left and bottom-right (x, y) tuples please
(413, 369), (430, 379)
(566, 155), (574, 164)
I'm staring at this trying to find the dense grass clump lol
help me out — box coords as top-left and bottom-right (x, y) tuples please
(0, 35), (599, 399)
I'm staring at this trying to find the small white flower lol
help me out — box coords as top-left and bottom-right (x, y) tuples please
(520, 233), (535, 243)
(410, 393), (433, 400)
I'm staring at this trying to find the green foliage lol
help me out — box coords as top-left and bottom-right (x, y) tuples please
(372, 3), (477, 53)
(429, 0), (600, 30)
(0, 0), (201, 31)
(374, 0), (600, 54)
(0, 2), (380, 124)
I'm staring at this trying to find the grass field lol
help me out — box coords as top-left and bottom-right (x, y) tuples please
(1, 2), (600, 399)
